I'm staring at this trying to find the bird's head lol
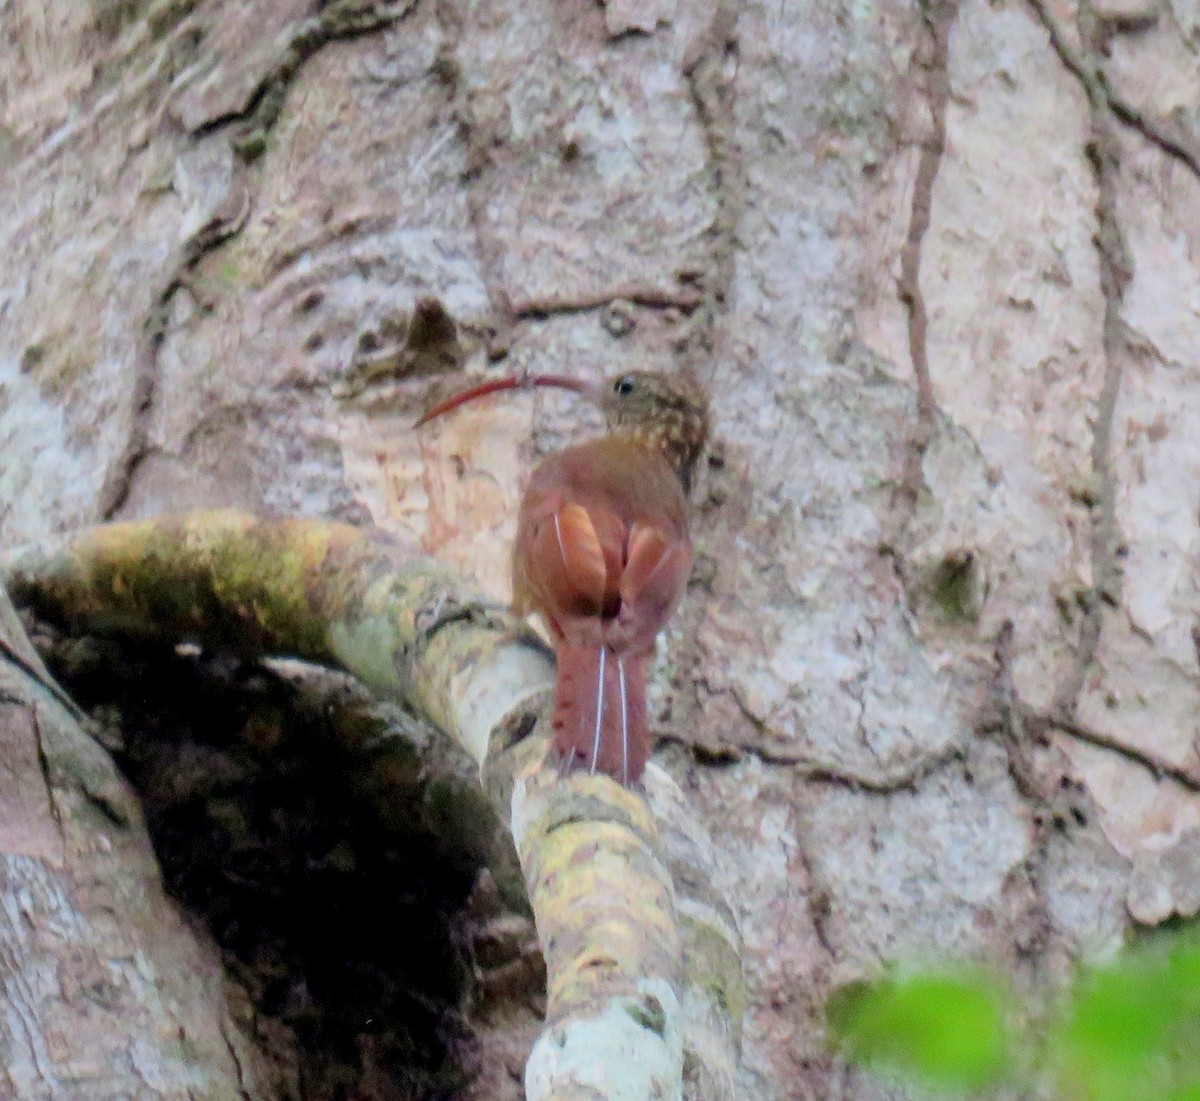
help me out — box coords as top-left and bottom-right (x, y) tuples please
(416, 367), (710, 492)
(598, 370), (710, 493)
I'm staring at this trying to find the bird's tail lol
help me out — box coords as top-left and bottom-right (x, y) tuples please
(552, 644), (649, 785)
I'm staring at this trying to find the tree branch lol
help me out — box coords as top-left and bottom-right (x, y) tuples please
(1, 510), (742, 1101)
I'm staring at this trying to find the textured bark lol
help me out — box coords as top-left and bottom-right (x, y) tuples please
(3, 513), (742, 1101)
(4, 0), (1200, 1097)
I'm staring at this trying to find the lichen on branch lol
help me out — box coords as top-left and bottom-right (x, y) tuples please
(2, 510), (742, 1101)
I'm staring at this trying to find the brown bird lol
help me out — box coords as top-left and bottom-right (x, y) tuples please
(417, 369), (710, 784)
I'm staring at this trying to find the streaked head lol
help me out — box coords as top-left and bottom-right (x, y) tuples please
(599, 370), (710, 492)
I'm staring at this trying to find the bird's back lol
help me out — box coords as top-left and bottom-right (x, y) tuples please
(511, 434), (694, 783)
(522, 434), (688, 533)
(512, 434), (691, 644)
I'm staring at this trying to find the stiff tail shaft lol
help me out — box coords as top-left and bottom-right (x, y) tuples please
(552, 644), (649, 784)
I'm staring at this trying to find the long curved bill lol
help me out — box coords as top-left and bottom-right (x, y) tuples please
(414, 373), (593, 427)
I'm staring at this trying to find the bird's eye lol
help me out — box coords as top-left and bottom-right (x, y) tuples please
(614, 375), (636, 396)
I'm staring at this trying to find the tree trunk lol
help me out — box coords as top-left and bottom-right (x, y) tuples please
(0, 586), (270, 1099)
(4, 0), (1200, 1098)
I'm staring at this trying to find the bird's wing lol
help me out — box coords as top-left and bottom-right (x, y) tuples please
(618, 521), (692, 637)
(522, 502), (626, 621)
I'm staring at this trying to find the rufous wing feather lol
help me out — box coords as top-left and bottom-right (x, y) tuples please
(616, 522), (692, 650)
(522, 502), (627, 622)
(527, 503), (607, 616)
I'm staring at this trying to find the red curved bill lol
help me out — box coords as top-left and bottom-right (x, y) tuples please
(414, 373), (592, 427)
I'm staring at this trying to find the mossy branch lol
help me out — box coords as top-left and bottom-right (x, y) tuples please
(2, 510), (741, 1101)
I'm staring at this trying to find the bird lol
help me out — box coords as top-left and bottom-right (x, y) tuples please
(416, 368), (710, 784)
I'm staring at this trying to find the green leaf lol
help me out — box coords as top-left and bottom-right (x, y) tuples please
(1056, 934), (1200, 1101)
(828, 971), (1010, 1092)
